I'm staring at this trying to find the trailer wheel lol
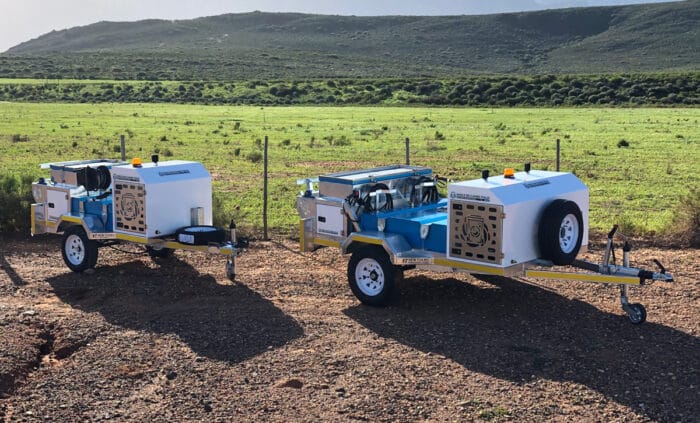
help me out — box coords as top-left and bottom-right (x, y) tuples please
(61, 225), (98, 273)
(538, 199), (583, 265)
(626, 303), (647, 325)
(176, 225), (226, 245)
(348, 246), (400, 306)
(146, 245), (174, 259)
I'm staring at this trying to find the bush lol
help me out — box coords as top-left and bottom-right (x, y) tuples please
(427, 141), (446, 151)
(246, 151), (263, 163)
(332, 135), (351, 146)
(617, 139), (630, 148)
(0, 174), (34, 232)
(211, 191), (251, 237)
(666, 187), (700, 247)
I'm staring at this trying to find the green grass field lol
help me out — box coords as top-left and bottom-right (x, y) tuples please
(1, 102), (697, 236)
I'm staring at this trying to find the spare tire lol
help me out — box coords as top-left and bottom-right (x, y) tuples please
(176, 225), (226, 245)
(537, 199), (583, 265)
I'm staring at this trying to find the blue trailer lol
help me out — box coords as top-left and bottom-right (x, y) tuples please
(31, 157), (241, 279)
(296, 164), (673, 324)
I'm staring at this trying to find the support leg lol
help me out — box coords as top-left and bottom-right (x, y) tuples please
(226, 257), (236, 282)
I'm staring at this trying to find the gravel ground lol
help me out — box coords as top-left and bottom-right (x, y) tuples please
(1, 234), (698, 422)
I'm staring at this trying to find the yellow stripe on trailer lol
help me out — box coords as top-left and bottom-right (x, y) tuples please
(115, 234), (234, 254)
(61, 215), (83, 224)
(350, 235), (384, 246)
(115, 233), (147, 243)
(434, 258), (506, 276)
(163, 242), (211, 253)
(30, 205), (36, 235)
(525, 269), (640, 285)
(314, 238), (341, 248)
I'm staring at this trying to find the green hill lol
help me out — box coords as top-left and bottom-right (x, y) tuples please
(1, 1), (698, 80)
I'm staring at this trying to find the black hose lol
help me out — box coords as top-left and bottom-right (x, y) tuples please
(411, 176), (440, 205)
(364, 183), (393, 212)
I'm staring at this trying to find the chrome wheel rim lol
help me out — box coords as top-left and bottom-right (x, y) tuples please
(355, 258), (385, 296)
(65, 234), (85, 265)
(559, 213), (579, 254)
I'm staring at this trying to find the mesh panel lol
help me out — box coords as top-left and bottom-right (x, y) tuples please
(114, 183), (146, 234)
(450, 200), (503, 264)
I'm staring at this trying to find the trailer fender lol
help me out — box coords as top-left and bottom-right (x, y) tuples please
(342, 232), (412, 265)
(57, 216), (84, 233)
(57, 215), (101, 238)
(82, 214), (107, 234)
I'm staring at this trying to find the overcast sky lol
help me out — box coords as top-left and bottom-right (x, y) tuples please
(0, 0), (678, 53)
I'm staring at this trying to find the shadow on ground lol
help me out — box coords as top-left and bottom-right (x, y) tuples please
(0, 253), (26, 289)
(345, 274), (699, 422)
(47, 257), (304, 363)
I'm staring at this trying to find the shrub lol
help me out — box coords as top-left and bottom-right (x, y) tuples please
(617, 139), (630, 148)
(332, 135), (351, 146)
(666, 187), (700, 247)
(0, 174), (34, 232)
(246, 151), (263, 163)
(427, 141), (446, 151)
(211, 191), (250, 235)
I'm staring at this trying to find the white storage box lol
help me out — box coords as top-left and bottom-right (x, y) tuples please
(111, 160), (212, 238)
(447, 170), (589, 267)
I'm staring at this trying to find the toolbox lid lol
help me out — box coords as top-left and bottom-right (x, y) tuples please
(319, 165), (432, 186)
(111, 160), (210, 184)
(449, 170), (588, 206)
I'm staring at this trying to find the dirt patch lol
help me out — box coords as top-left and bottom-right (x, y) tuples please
(0, 235), (698, 421)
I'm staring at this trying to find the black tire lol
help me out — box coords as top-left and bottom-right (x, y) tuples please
(146, 245), (174, 259)
(61, 225), (99, 273)
(537, 199), (584, 265)
(175, 225), (226, 245)
(627, 303), (647, 325)
(348, 245), (401, 306)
